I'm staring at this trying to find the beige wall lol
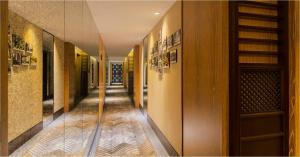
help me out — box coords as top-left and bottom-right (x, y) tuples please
(54, 37), (64, 112)
(8, 11), (43, 142)
(147, 1), (182, 154)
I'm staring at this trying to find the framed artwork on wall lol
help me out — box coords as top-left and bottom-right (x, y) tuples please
(170, 49), (177, 64)
(167, 35), (173, 49)
(173, 29), (181, 46)
(162, 37), (167, 51)
(162, 52), (170, 69)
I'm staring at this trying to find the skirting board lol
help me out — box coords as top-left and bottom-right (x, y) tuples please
(8, 121), (43, 154)
(53, 107), (64, 120)
(147, 116), (180, 156)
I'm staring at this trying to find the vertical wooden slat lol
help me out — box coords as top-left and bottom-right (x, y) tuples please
(0, 1), (8, 156)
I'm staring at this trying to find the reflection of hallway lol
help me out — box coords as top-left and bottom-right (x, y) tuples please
(11, 89), (99, 156)
(92, 86), (168, 156)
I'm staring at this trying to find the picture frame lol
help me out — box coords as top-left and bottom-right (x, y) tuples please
(162, 52), (170, 69)
(173, 29), (181, 46)
(162, 37), (167, 51)
(170, 49), (177, 64)
(167, 35), (173, 49)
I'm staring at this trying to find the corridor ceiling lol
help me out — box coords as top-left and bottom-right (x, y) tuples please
(87, 1), (176, 57)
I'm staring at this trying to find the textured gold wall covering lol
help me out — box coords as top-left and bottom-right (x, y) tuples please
(8, 11), (42, 142)
(147, 1), (182, 154)
(54, 37), (64, 112)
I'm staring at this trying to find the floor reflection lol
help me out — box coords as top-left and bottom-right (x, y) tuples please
(11, 89), (99, 157)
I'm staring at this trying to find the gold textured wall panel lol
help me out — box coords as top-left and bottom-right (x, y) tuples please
(54, 37), (64, 112)
(147, 1), (182, 154)
(8, 11), (42, 142)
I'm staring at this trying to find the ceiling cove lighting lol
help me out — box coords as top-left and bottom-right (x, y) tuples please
(154, 12), (160, 15)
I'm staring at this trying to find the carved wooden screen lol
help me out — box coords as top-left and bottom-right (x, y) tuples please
(229, 1), (289, 156)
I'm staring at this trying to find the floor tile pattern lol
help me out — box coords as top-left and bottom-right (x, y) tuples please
(95, 86), (156, 156)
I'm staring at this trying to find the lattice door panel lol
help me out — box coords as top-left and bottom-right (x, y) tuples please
(230, 1), (289, 156)
(111, 64), (123, 83)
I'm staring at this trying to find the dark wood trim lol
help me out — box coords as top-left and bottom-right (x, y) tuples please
(229, 1), (239, 155)
(238, 12), (279, 21)
(238, 1), (278, 9)
(147, 116), (179, 156)
(0, 1), (9, 156)
(8, 121), (43, 155)
(239, 50), (278, 56)
(277, 1), (289, 155)
(238, 25), (279, 33)
(239, 38), (278, 44)
(241, 132), (284, 142)
(241, 111), (284, 119)
(53, 107), (64, 120)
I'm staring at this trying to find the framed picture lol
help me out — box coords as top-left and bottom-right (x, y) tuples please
(162, 52), (170, 69)
(30, 56), (37, 67)
(167, 35), (173, 49)
(162, 37), (167, 51)
(173, 29), (181, 46)
(170, 49), (177, 64)
(21, 55), (30, 65)
(12, 51), (22, 66)
(154, 41), (159, 53)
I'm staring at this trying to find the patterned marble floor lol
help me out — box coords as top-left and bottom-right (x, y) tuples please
(92, 86), (168, 156)
(11, 89), (99, 157)
(11, 87), (168, 157)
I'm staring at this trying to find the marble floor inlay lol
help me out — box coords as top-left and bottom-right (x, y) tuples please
(10, 89), (99, 157)
(93, 86), (168, 156)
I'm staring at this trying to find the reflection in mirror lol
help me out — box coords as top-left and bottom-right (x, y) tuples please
(142, 36), (149, 115)
(42, 31), (54, 127)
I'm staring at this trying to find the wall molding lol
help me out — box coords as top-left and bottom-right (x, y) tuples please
(147, 116), (179, 156)
(8, 121), (43, 154)
(53, 107), (64, 120)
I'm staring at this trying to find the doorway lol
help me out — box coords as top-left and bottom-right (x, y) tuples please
(42, 31), (54, 127)
(229, 1), (289, 155)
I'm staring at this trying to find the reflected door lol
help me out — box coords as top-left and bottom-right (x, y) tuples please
(111, 63), (123, 84)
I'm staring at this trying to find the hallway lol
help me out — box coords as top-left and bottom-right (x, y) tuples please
(1, 1), (300, 156)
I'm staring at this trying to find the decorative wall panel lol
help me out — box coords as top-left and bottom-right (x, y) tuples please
(111, 64), (123, 83)
(240, 70), (281, 113)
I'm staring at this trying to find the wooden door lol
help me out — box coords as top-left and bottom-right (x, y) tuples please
(229, 1), (289, 156)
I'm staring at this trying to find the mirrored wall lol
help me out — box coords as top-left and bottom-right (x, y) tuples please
(7, 1), (100, 156)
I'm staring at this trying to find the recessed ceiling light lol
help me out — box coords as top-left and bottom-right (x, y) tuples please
(154, 12), (160, 15)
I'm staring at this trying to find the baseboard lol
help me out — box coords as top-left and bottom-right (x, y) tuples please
(53, 107), (64, 120)
(8, 121), (43, 154)
(147, 116), (180, 156)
